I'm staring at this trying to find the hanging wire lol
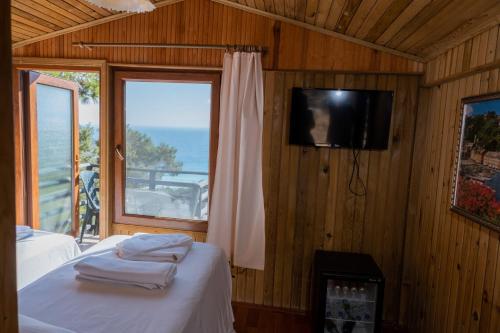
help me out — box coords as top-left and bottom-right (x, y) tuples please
(348, 147), (367, 197)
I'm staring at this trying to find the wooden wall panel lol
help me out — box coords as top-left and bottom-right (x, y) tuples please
(110, 71), (419, 322)
(112, 223), (207, 242)
(11, 0), (422, 323)
(0, 0), (19, 331)
(11, 0), (424, 73)
(424, 24), (500, 86)
(232, 71), (418, 321)
(400, 29), (500, 333)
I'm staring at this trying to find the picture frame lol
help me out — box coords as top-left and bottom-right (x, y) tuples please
(451, 93), (500, 232)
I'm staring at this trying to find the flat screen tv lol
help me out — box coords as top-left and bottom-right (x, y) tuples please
(289, 88), (394, 150)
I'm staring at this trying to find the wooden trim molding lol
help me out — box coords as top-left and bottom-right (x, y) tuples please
(14, 57), (106, 68)
(0, 0), (19, 330)
(112, 70), (220, 233)
(11, 0), (184, 49)
(210, 0), (424, 63)
(422, 58), (500, 87)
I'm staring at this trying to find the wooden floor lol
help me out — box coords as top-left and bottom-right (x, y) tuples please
(232, 303), (407, 333)
(233, 303), (311, 333)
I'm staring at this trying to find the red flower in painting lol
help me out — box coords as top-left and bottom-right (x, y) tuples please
(456, 177), (500, 220)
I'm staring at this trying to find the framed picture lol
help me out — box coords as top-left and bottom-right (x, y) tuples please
(452, 93), (500, 231)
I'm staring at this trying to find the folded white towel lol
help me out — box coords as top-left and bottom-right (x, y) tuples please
(74, 253), (177, 290)
(116, 233), (193, 262)
(16, 226), (34, 241)
(19, 314), (76, 333)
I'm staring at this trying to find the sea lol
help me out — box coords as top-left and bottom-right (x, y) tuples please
(131, 126), (210, 183)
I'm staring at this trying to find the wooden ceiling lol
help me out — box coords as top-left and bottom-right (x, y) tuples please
(11, 0), (115, 43)
(10, 0), (177, 47)
(10, 0), (500, 60)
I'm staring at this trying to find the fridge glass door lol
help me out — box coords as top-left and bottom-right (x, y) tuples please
(324, 279), (377, 333)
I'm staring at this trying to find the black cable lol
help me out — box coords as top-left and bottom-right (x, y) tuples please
(348, 147), (367, 196)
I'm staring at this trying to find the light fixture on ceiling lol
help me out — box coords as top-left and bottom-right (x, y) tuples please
(86, 0), (156, 13)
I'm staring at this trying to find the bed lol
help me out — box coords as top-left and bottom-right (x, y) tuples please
(17, 230), (81, 290)
(18, 235), (235, 333)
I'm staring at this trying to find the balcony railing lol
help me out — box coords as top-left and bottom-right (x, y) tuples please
(125, 167), (209, 220)
(38, 163), (209, 234)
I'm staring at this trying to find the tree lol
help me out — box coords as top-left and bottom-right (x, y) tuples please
(43, 71), (99, 104)
(43, 72), (182, 172)
(126, 125), (182, 171)
(465, 111), (500, 152)
(79, 124), (99, 164)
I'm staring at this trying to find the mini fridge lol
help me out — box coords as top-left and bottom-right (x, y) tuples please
(311, 251), (385, 333)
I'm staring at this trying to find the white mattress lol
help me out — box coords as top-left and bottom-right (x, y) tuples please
(17, 230), (81, 290)
(18, 235), (235, 333)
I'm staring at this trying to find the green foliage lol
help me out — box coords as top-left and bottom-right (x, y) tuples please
(125, 125), (182, 171)
(43, 71), (99, 104)
(41, 71), (181, 172)
(464, 111), (500, 152)
(79, 124), (99, 164)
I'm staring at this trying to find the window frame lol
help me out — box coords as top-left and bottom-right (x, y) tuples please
(113, 70), (220, 232)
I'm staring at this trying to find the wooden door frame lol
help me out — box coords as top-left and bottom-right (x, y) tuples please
(12, 58), (110, 239)
(22, 71), (80, 234)
(112, 70), (220, 232)
(1, 0), (19, 330)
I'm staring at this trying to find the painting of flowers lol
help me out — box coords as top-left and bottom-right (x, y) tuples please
(452, 95), (500, 231)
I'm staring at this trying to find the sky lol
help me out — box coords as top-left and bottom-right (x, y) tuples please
(79, 81), (212, 128)
(125, 81), (212, 128)
(79, 102), (99, 126)
(469, 99), (500, 116)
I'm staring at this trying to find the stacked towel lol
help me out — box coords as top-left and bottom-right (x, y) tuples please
(16, 226), (34, 241)
(74, 253), (177, 290)
(116, 233), (193, 263)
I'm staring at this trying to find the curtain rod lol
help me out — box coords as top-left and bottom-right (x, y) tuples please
(73, 42), (266, 53)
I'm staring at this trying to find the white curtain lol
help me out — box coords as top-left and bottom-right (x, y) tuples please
(207, 52), (265, 270)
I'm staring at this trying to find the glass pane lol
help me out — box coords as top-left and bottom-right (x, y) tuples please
(124, 81), (211, 221)
(37, 83), (74, 234)
(325, 279), (377, 333)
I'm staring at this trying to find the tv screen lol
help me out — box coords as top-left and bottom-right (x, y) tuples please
(289, 88), (394, 150)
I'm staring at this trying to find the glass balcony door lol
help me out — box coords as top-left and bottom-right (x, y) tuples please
(23, 71), (79, 235)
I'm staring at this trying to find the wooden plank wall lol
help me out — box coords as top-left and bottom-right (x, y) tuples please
(112, 223), (207, 242)
(400, 24), (500, 333)
(11, 0), (422, 323)
(242, 71), (419, 321)
(0, 0), (19, 331)
(424, 24), (500, 86)
(111, 71), (419, 322)
(11, 0), (423, 73)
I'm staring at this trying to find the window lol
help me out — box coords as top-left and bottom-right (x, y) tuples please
(113, 71), (220, 231)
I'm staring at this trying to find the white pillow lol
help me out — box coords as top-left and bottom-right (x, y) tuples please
(19, 314), (76, 333)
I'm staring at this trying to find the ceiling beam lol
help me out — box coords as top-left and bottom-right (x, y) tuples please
(211, 0), (424, 62)
(422, 2), (500, 60)
(12, 0), (183, 49)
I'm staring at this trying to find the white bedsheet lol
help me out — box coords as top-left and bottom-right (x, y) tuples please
(18, 235), (235, 333)
(17, 230), (81, 290)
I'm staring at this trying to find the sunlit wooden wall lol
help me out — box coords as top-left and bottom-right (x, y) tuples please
(12, 0), (423, 322)
(114, 71), (419, 322)
(400, 24), (500, 333)
(12, 0), (423, 73)
(252, 71), (418, 321)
